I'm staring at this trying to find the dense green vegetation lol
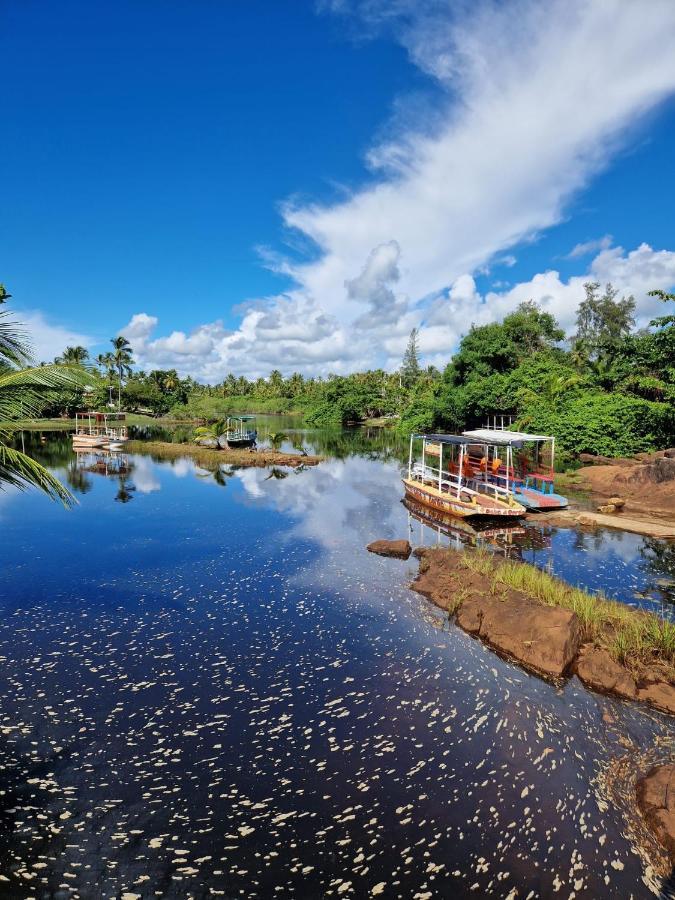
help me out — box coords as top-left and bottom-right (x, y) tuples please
(25, 280), (675, 463)
(397, 286), (674, 460)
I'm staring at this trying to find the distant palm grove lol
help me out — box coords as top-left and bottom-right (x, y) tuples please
(19, 282), (675, 463)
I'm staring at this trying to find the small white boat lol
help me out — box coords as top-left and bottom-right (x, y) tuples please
(72, 412), (129, 450)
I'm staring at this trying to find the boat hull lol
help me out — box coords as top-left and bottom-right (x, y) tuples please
(513, 487), (568, 511)
(403, 479), (526, 519)
(72, 434), (107, 448)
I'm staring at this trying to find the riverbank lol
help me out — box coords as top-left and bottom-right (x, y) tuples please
(535, 507), (675, 539)
(370, 543), (675, 708)
(559, 448), (675, 520)
(126, 439), (323, 469)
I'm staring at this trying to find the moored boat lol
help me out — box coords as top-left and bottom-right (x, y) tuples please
(224, 415), (257, 449)
(72, 412), (129, 450)
(463, 428), (568, 511)
(404, 434), (527, 520)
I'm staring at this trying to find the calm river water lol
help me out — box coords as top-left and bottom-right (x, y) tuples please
(1, 425), (674, 898)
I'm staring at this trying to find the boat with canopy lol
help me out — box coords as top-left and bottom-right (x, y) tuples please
(225, 415), (257, 449)
(72, 412), (129, 450)
(463, 428), (568, 511)
(404, 433), (527, 519)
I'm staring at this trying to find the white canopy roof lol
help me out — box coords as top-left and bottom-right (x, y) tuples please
(463, 429), (553, 445)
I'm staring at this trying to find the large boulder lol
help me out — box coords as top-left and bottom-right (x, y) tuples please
(366, 539), (412, 560)
(455, 593), (581, 678)
(637, 682), (675, 715)
(195, 437), (219, 449)
(573, 645), (636, 699)
(217, 434), (229, 449)
(637, 765), (675, 864)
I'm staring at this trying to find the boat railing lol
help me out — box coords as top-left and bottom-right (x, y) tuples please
(226, 428), (257, 441)
(410, 462), (477, 498)
(470, 478), (514, 503)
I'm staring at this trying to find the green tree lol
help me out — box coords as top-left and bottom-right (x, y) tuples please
(56, 345), (89, 365)
(648, 289), (675, 329)
(572, 281), (636, 361)
(111, 336), (134, 410)
(401, 328), (421, 386)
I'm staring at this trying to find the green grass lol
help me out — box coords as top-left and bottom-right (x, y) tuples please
(460, 549), (675, 675)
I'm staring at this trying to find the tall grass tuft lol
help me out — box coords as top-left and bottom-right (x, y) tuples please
(454, 549), (675, 676)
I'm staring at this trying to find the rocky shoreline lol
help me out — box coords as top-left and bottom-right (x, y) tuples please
(558, 447), (675, 535)
(126, 440), (323, 470)
(367, 539), (675, 865)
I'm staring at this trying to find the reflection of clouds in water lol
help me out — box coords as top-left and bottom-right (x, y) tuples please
(133, 454), (196, 482)
(169, 458), (195, 479)
(572, 527), (643, 567)
(234, 457), (405, 552)
(235, 468), (266, 499)
(131, 457), (161, 494)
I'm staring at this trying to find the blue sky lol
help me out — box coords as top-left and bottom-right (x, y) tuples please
(3, 0), (675, 377)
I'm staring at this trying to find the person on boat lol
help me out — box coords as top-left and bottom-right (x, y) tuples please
(490, 456), (502, 483)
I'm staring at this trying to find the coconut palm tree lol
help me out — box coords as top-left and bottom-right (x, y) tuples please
(110, 336), (134, 410)
(0, 297), (93, 504)
(56, 345), (89, 365)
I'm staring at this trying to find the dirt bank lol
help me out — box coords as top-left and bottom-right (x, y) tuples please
(561, 449), (675, 521)
(126, 440), (323, 469)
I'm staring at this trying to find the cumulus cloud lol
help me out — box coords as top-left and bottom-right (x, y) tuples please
(566, 235), (613, 259)
(13, 309), (93, 364)
(123, 0), (675, 378)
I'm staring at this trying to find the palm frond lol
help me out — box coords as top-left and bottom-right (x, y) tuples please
(0, 364), (95, 428)
(0, 444), (74, 506)
(0, 309), (32, 367)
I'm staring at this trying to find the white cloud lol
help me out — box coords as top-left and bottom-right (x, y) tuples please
(13, 308), (93, 364)
(566, 235), (613, 259)
(123, 0), (675, 378)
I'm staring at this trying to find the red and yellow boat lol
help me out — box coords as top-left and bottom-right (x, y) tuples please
(403, 434), (527, 520)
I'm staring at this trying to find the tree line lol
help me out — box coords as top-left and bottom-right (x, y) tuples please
(19, 280), (675, 460)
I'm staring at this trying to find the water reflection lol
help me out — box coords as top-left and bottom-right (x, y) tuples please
(1, 432), (675, 896)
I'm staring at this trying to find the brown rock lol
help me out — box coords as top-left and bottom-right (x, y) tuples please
(577, 514), (597, 528)
(664, 449), (675, 460)
(456, 600), (482, 634)
(597, 503), (617, 514)
(607, 496), (626, 509)
(366, 539), (412, 560)
(456, 594), (581, 677)
(638, 682), (675, 715)
(574, 645), (636, 699)
(637, 765), (675, 864)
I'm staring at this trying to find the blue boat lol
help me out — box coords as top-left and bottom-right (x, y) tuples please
(225, 415), (257, 449)
(463, 428), (568, 511)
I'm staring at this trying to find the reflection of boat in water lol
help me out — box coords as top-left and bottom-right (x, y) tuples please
(72, 412), (129, 450)
(404, 433), (527, 520)
(463, 427), (568, 511)
(405, 497), (527, 558)
(225, 415), (257, 449)
(73, 448), (133, 476)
